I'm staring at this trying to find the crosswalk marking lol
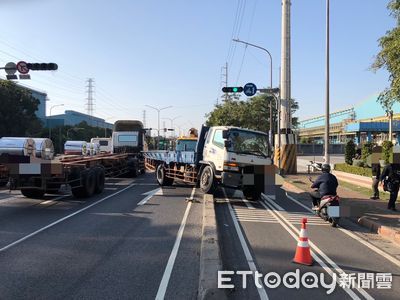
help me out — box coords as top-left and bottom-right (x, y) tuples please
(232, 202), (328, 226)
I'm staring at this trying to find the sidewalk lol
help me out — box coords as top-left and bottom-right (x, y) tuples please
(282, 172), (400, 246)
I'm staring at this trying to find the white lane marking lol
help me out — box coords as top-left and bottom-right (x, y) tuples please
(142, 188), (161, 196)
(0, 183), (136, 252)
(225, 195), (269, 300)
(155, 187), (195, 300)
(137, 188), (161, 206)
(283, 192), (400, 269)
(262, 198), (372, 300)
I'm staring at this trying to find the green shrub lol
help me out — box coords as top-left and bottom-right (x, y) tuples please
(334, 163), (372, 177)
(361, 141), (375, 163)
(382, 140), (393, 164)
(345, 140), (356, 165)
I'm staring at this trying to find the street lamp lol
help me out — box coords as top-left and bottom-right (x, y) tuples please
(49, 104), (64, 140)
(145, 105), (173, 149)
(233, 38), (274, 145)
(163, 116), (181, 138)
(67, 127), (84, 139)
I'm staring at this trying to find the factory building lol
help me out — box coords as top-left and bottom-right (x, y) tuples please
(47, 110), (113, 129)
(298, 95), (400, 145)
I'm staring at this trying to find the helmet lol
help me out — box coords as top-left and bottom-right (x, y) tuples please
(321, 164), (331, 173)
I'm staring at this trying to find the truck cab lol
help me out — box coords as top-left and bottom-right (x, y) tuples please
(112, 120), (146, 175)
(199, 126), (272, 198)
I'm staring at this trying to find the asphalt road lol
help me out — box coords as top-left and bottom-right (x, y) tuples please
(0, 173), (203, 300)
(216, 186), (400, 299)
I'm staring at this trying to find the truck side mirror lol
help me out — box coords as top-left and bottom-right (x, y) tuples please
(222, 130), (229, 139)
(224, 140), (232, 148)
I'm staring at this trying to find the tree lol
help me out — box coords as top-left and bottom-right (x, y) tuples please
(0, 80), (43, 137)
(372, 1), (400, 112)
(345, 140), (356, 165)
(206, 93), (299, 133)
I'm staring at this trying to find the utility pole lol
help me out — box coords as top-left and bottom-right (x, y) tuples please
(279, 0), (297, 174)
(324, 0), (330, 164)
(221, 62), (228, 102)
(86, 78), (95, 126)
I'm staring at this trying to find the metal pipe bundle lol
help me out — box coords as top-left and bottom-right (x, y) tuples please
(33, 138), (54, 160)
(64, 141), (87, 155)
(0, 137), (36, 157)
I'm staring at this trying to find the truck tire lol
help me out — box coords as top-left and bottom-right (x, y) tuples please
(199, 165), (216, 194)
(156, 164), (174, 186)
(94, 167), (105, 194)
(127, 158), (138, 178)
(21, 188), (45, 199)
(72, 169), (96, 198)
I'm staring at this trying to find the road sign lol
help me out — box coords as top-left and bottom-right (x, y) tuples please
(17, 61), (29, 74)
(19, 74), (31, 80)
(243, 82), (257, 97)
(4, 62), (16, 75)
(258, 88), (280, 94)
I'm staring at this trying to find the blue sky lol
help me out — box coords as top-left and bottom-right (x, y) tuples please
(0, 0), (396, 133)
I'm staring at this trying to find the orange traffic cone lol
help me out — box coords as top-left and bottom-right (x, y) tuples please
(293, 218), (313, 266)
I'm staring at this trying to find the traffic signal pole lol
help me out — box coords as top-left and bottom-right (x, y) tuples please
(277, 0), (297, 174)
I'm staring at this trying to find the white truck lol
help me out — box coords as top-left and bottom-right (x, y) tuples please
(145, 125), (272, 199)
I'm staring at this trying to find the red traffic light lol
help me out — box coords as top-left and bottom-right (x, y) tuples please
(27, 63), (58, 71)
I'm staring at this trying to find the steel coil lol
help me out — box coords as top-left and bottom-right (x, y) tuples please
(0, 137), (36, 157)
(33, 138), (55, 160)
(64, 140), (87, 155)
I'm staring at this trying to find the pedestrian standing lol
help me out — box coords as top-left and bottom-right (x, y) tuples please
(380, 163), (400, 211)
(370, 163), (381, 200)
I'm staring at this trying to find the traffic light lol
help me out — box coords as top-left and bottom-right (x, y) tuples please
(27, 63), (58, 71)
(222, 86), (243, 93)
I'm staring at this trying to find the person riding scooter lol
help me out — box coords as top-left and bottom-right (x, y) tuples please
(309, 164), (338, 210)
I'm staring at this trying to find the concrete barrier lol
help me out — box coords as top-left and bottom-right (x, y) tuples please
(198, 194), (226, 300)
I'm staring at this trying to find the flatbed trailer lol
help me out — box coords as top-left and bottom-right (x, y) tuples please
(1, 152), (140, 199)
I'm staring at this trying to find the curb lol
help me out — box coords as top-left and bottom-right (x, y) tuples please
(283, 179), (400, 246)
(358, 216), (400, 246)
(198, 194), (226, 300)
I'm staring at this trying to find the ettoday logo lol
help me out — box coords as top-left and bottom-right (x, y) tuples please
(218, 270), (337, 294)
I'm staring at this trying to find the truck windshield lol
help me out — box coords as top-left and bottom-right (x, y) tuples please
(227, 129), (270, 158)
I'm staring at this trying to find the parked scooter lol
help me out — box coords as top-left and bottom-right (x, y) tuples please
(309, 176), (340, 227)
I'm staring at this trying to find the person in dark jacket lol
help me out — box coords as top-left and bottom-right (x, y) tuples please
(370, 163), (381, 200)
(380, 163), (400, 211)
(309, 164), (338, 208)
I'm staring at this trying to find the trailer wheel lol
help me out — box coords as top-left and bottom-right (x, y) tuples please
(21, 188), (45, 199)
(199, 165), (216, 194)
(156, 164), (174, 186)
(72, 169), (96, 198)
(94, 167), (105, 194)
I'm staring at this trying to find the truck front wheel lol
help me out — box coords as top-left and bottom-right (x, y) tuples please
(156, 164), (174, 186)
(200, 166), (216, 194)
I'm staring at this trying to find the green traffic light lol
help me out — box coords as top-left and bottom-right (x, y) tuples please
(233, 87), (238, 92)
